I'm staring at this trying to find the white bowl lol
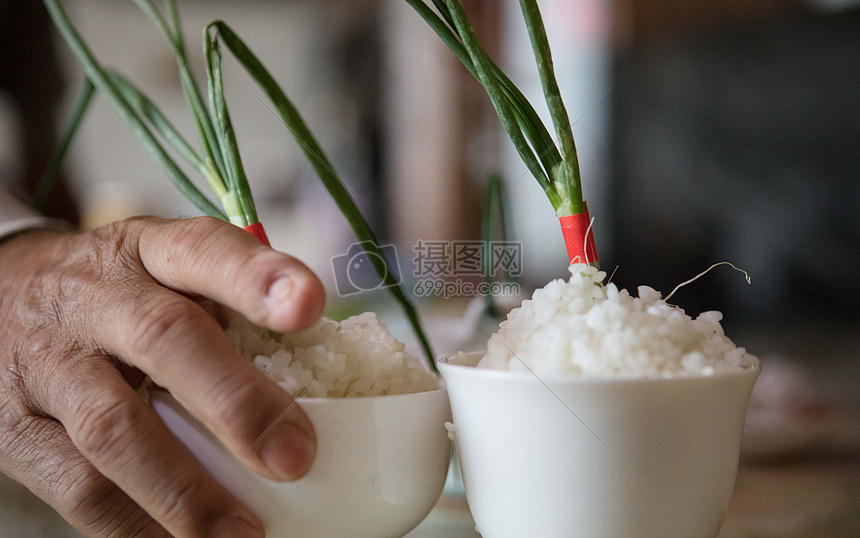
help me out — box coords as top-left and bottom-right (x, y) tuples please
(439, 352), (760, 538)
(151, 388), (452, 538)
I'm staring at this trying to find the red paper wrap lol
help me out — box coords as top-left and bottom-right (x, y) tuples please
(559, 204), (598, 265)
(244, 222), (271, 247)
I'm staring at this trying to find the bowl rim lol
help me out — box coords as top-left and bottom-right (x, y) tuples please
(437, 351), (761, 385)
(289, 385), (448, 404)
(149, 384), (448, 405)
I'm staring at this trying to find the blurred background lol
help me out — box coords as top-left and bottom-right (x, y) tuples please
(1, 0), (859, 536)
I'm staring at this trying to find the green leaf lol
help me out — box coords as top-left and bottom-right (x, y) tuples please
(480, 173), (508, 319)
(106, 70), (228, 199)
(133, 0), (228, 183)
(164, 0), (183, 50)
(442, 0), (561, 209)
(42, 0), (226, 220)
(208, 20), (436, 370)
(494, 68), (561, 173)
(404, 0), (563, 206)
(33, 78), (94, 211)
(430, 0), (456, 31)
(203, 31), (257, 225)
(518, 0), (582, 212)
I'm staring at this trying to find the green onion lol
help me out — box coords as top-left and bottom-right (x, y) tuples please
(406, 0), (587, 219)
(106, 70), (227, 199)
(42, 0), (226, 220)
(40, 0), (435, 368)
(33, 78), (94, 211)
(203, 33), (257, 227)
(133, 0), (228, 182)
(480, 173), (511, 319)
(446, 0), (561, 209)
(518, 0), (582, 215)
(207, 21), (435, 369)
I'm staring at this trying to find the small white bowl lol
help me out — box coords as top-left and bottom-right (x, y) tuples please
(151, 387), (452, 538)
(439, 352), (760, 538)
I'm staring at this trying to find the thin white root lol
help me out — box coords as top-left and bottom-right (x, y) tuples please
(583, 216), (595, 265)
(664, 262), (751, 303)
(607, 264), (620, 285)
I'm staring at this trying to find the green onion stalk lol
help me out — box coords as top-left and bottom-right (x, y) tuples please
(39, 0), (435, 369)
(406, 0), (598, 266)
(480, 173), (515, 319)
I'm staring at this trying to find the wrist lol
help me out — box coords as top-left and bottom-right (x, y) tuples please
(0, 228), (75, 265)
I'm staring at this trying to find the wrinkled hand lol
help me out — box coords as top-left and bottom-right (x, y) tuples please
(0, 216), (326, 537)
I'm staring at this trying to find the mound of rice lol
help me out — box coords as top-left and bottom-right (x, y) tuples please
(227, 312), (438, 397)
(477, 263), (758, 377)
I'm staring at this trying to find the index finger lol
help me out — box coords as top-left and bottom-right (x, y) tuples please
(97, 285), (316, 484)
(135, 216), (326, 333)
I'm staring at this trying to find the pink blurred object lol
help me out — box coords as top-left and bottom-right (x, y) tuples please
(742, 356), (840, 458)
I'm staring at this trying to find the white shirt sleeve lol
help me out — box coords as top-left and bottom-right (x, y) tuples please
(0, 189), (72, 242)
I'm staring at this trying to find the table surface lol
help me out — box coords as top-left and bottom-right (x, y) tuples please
(406, 449), (860, 537)
(2, 324), (859, 537)
(407, 323), (860, 538)
(2, 414), (858, 538)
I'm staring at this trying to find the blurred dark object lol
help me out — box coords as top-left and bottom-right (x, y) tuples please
(0, 0), (79, 225)
(615, 0), (795, 47)
(611, 5), (860, 324)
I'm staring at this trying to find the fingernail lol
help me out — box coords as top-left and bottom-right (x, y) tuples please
(267, 276), (293, 303)
(260, 421), (314, 481)
(213, 515), (263, 538)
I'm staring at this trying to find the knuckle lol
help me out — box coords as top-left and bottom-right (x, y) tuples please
(129, 296), (203, 358)
(0, 411), (159, 538)
(61, 464), (162, 538)
(124, 519), (169, 538)
(84, 219), (142, 270)
(153, 470), (210, 528)
(72, 393), (143, 463)
(0, 348), (34, 423)
(118, 514), (168, 538)
(6, 222), (146, 346)
(0, 411), (46, 464)
(169, 216), (226, 257)
(60, 460), (116, 522)
(164, 216), (233, 282)
(207, 375), (264, 438)
(83, 216), (157, 283)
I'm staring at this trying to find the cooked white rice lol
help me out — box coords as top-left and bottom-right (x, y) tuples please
(477, 263), (758, 377)
(227, 312), (438, 397)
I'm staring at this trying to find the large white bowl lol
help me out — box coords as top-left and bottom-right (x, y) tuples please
(151, 387), (452, 538)
(439, 352), (760, 538)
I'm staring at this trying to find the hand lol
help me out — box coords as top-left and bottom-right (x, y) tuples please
(0, 216), (326, 537)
